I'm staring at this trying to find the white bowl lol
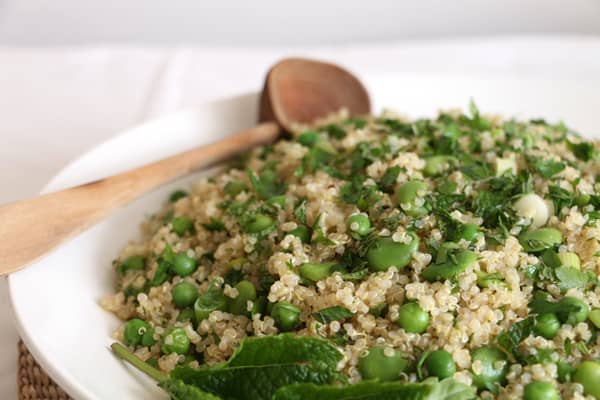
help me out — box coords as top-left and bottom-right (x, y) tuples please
(8, 75), (600, 399)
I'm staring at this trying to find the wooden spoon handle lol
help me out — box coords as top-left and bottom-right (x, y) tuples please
(0, 121), (280, 275)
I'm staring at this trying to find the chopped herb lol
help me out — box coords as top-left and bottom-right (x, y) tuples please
(325, 123), (346, 139)
(532, 158), (565, 178)
(496, 317), (534, 360)
(312, 306), (354, 324)
(293, 198), (307, 225)
(169, 190), (188, 203)
(224, 268), (244, 287)
(248, 168), (286, 200)
(258, 266), (276, 292)
(547, 185), (573, 214)
(202, 217), (226, 232)
(297, 131), (320, 147)
(460, 161), (493, 180)
(340, 268), (370, 282)
(339, 176), (382, 210)
(568, 141), (598, 161)
(311, 214), (335, 245)
(378, 166), (401, 194)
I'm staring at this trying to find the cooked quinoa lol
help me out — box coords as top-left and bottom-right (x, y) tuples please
(103, 103), (600, 399)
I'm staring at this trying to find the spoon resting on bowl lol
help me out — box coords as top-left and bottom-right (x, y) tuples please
(0, 58), (370, 275)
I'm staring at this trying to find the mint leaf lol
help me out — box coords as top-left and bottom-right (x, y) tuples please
(225, 334), (342, 367)
(171, 335), (343, 400)
(173, 362), (336, 400)
(312, 306), (354, 324)
(159, 379), (223, 400)
(272, 378), (475, 400)
(426, 378), (477, 400)
(273, 381), (430, 400)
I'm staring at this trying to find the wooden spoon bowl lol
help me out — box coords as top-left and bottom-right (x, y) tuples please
(260, 58), (370, 130)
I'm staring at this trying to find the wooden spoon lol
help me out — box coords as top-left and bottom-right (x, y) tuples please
(0, 57), (370, 275)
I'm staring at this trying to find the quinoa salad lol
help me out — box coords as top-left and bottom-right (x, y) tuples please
(103, 103), (600, 400)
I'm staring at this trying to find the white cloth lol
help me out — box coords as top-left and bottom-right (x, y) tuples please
(1, 36), (600, 399)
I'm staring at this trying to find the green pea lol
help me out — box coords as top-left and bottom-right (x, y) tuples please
(533, 313), (561, 339)
(557, 297), (589, 325)
(289, 225), (310, 243)
(171, 216), (194, 236)
(172, 253), (197, 277)
(574, 194), (591, 207)
(124, 319), (152, 347)
(347, 213), (371, 237)
(117, 255), (146, 275)
(298, 262), (337, 283)
(397, 302), (429, 333)
(589, 309), (600, 329)
(161, 327), (190, 355)
(267, 195), (286, 208)
(271, 301), (301, 331)
(423, 155), (456, 177)
(471, 346), (509, 391)
(245, 214), (274, 233)
(224, 181), (248, 197)
(395, 181), (428, 217)
(194, 283), (227, 322)
(227, 280), (257, 316)
(523, 381), (559, 400)
(459, 223), (482, 242)
(366, 233), (420, 272)
(422, 350), (455, 379)
(519, 228), (563, 252)
(177, 308), (195, 323)
(171, 282), (199, 308)
(421, 249), (477, 282)
(574, 361), (600, 399)
(169, 190), (188, 203)
(358, 346), (408, 381)
(557, 252), (581, 270)
(476, 271), (506, 288)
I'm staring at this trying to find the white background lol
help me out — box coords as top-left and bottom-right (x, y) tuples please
(0, 0), (600, 45)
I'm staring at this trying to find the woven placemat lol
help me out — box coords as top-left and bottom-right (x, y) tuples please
(18, 341), (71, 400)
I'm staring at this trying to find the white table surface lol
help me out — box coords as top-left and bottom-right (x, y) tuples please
(1, 36), (600, 399)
